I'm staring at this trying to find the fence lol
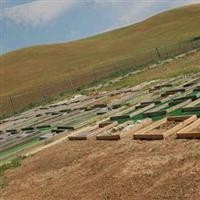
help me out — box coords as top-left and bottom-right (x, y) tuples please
(1, 39), (200, 118)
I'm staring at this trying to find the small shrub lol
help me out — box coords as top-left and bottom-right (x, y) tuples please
(0, 176), (9, 190)
(0, 156), (26, 176)
(44, 138), (54, 145)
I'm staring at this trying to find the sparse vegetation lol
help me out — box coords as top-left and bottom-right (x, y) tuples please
(0, 176), (9, 190)
(0, 156), (26, 177)
(99, 51), (200, 92)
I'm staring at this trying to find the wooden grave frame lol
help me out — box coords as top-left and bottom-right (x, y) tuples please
(177, 118), (200, 139)
(182, 98), (200, 112)
(96, 119), (153, 140)
(68, 122), (118, 140)
(110, 103), (155, 120)
(143, 99), (192, 117)
(133, 115), (197, 140)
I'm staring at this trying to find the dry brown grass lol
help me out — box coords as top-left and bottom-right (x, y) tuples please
(1, 4), (200, 100)
(101, 50), (200, 91)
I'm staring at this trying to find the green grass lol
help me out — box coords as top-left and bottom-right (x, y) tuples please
(0, 138), (40, 161)
(0, 125), (61, 162)
(0, 176), (9, 190)
(37, 127), (54, 132)
(169, 109), (200, 117)
(0, 156), (26, 176)
(0, 156), (26, 190)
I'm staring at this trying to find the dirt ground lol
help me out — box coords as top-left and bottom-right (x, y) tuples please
(1, 138), (200, 200)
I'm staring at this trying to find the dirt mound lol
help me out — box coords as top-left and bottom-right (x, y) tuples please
(1, 139), (200, 200)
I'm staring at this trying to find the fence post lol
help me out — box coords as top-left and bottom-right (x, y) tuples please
(92, 67), (97, 82)
(165, 47), (169, 58)
(41, 89), (48, 104)
(156, 48), (161, 60)
(190, 40), (195, 49)
(178, 41), (182, 54)
(117, 65), (121, 74)
(9, 96), (15, 113)
(150, 53), (154, 63)
(67, 74), (75, 94)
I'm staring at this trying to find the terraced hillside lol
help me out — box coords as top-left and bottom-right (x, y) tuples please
(1, 4), (200, 199)
(1, 50), (200, 200)
(1, 4), (200, 102)
(1, 70), (200, 199)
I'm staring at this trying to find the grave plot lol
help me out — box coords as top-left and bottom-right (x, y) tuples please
(11, 112), (61, 131)
(0, 114), (60, 150)
(161, 88), (185, 97)
(171, 93), (199, 103)
(140, 100), (161, 106)
(181, 85), (200, 98)
(111, 90), (142, 105)
(96, 119), (153, 140)
(51, 126), (72, 133)
(0, 115), (55, 151)
(49, 107), (97, 127)
(30, 114), (64, 130)
(59, 108), (71, 113)
(166, 99), (192, 112)
(55, 109), (99, 131)
(135, 99), (161, 109)
(0, 129), (41, 152)
(193, 86), (200, 92)
(0, 115), (36, 131)
(143, 102), (169, 117)
(143, 99), (192, 118)
(39, 133), (55, 140)
(0, 132), (21, 150)
(108, 88), (147, 109)
(66, 96), (104, 111)
(164, 91), (184, 100)
(110, 103), (155, 122)
(183, 77), (200, 87)
(149, 84), (172, 92)
(109, 103), (137, 120)
(96, 121), (133, 140)
(133, 115), (197, 140)
(0, 137), (40, 162)
(182, 98), (200, 112)
(96, 108), (109, 115)
(177, 118), (200, 139)
(68, 122), (118, 140)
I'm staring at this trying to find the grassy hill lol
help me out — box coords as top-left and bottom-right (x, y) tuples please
(1, 4), (200, 108)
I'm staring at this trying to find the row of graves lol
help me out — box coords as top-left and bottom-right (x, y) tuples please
(69, 76), (200, 141)
(0, 75), (200, 161)
(0, 80), (158, 157)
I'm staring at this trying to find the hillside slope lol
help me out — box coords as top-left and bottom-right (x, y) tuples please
(1, 139), (200, 200)
(1, 4), (200, 99)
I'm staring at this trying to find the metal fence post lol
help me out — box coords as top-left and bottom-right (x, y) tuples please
(156, 48), (161, 60)
(9, 96), (15, 113)
(41, 89), (48, 104)
(165, 47), (169, 58)
(67, 74), (75, 93)
(92, 67), (97, 82)
(178, 41), (182, 54)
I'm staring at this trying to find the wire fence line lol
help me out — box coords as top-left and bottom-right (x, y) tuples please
(1, 39), (200, 117)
